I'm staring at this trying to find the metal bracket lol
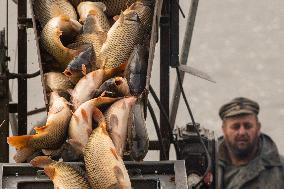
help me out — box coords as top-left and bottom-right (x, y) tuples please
(18, 17), (33, 29)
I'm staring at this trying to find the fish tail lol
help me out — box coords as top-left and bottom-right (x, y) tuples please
(92, 107), (105, 124)
(7, 135), (33, 149)
(30, 156), (54, 168)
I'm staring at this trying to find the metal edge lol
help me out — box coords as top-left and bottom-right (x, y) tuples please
(145, 0), (163, 91)
(28, 0), (49, 109)
(174, 160), (188, 189)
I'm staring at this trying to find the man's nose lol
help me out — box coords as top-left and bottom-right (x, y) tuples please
(238, 125), (246, 135)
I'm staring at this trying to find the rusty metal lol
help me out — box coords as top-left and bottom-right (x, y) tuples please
(17, 0), (28, 135)
(0, 29), (9, 162)
(170, 0), (200, 130)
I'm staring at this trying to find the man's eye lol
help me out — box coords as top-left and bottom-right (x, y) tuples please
(231, 124), (240, 130)
(244, 123), (253, 129)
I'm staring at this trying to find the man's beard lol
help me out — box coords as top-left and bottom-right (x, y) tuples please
(225, 136), (259, 159)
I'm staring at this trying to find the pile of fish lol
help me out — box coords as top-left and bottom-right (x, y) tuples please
(7, 0), (155, 188)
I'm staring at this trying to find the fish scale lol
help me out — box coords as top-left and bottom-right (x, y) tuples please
(99, 11), (143, 69)
(7, 92), (72, 162)
(41, 16), (82, 70)
(33, 0), (77, 28)
(84, 108), (131, 189)
(92, 0), (136, 17)
(31, 157), (91, 189)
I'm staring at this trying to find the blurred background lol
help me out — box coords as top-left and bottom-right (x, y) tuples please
(0, 0), (283, 162)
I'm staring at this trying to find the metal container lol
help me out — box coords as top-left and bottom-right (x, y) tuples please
(0, 160), (188, 189)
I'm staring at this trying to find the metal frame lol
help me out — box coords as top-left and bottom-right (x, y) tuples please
(0, 0), (200, 163)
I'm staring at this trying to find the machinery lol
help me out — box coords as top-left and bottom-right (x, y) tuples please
(0, 0), (217, 188)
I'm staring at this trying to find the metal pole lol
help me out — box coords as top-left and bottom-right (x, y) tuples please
(17, 0), (28, 135)
(0, 29), (9, 162)
(170, 0), (199, 129)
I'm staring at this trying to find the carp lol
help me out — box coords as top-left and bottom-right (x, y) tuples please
(33, 0), (77, 28)
(105, 97), (137, 156)
(127, 100), (149, 161)
(7, 92), (72, 163)
(124, 44), (148, 96)
(70, 63), (126, 110)
(68, 97), (119, 156)
(84, 107), (131, 189)
(41, 15), (82, 70)
(77, 2), (110, 32)
(44, 72), (74, 93)
(30, 156), (91, 189)
(99, 11), (143, 69)
(94, 77), (130, 97)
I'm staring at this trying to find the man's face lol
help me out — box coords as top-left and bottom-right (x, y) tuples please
(222, 114), (261, 158)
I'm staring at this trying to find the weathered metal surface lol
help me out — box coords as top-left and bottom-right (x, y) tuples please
(0, 29), (9, 162)
(170, 0), (199, 130)
(17, 0), (28, 135)
(0, 160), (188, 189)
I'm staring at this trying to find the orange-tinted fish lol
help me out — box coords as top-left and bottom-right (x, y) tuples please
(30, 156), (91, 189)
(68, 97), (119, 156)
(70, 63), (126, 110)
(7, 92), (72, 163)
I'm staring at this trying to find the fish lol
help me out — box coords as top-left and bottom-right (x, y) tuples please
(99, 11), (143, 69)
(84, 107), (132, 189)
(104, 97), (137, 156)
(70, 63), (126, 110)
(127, 100), (149, 161)
(44, 72), (74, 93)
(124, 44), (148, 95)
(7, 92), (72, 163)
(68, 0), (84, 8)
(93, 0), (136, 17)
(41, 15), (82, 70)
(74, 32), (107, 70)
(94, 77), (130, 97)
(63, 44), (93, 84)
(77, 2), (110, 32)
(125, 1), (154, 31)
(68, 97), (119, 157)
(30, 156), (91, 189)
(33, 0), (77, 28)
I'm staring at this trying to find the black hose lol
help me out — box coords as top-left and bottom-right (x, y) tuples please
(147, 99), (167, 160)
(175, 67), (212, 187)
(149, 85), (181, 158)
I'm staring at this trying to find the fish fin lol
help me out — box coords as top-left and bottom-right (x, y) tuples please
(14, 148), (36, 163)
(30, 156), (54, 168)
(66, 89), (73, 96)
(113, 166), (127, 188)
(111, 148), (119, 160)
(34, 126), (48, 134)
(119, 11), (124, 24)
(82, 64), (87, 76)
(7, 135), (33, 149)
(88, 9), (97, 16)
(44, 166), (56, 180)
(92, 107), (105, 123)
(113, 15), (120, 21)
(81, 108), (89, 123)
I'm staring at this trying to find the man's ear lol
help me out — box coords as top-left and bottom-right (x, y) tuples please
(257, 121), (261, 136)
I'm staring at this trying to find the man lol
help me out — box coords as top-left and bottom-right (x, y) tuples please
(217, 97), (284, 189)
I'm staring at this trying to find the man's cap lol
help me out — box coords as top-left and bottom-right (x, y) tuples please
(219, 97), (259, 120)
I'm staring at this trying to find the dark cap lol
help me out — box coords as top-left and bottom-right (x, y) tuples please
(219, 97), (259, 120)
